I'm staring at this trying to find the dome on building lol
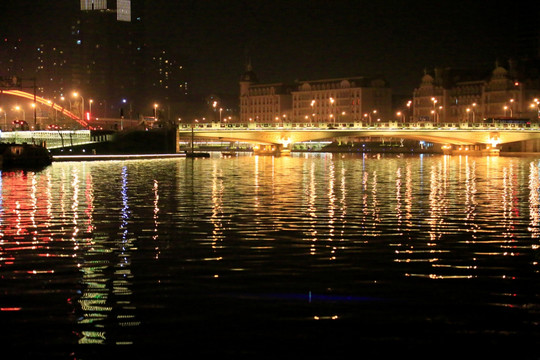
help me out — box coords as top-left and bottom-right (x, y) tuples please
(421, 73), (434, 85)
(492, 65), (508, 78)
(240, 61), (258, 83)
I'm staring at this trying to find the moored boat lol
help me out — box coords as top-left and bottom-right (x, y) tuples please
(0, 143), (53, 170)
(185, 151), (210, 158)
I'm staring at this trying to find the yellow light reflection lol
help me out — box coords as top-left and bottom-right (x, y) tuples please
(528, 161), (540, 239)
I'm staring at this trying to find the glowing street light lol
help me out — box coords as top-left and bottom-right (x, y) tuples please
(396, 111), (404, 123)
(530, 98), (540, 118)
(154, 103), (159, 120)
(310, 99), (316, 123)
(329, 97), (335, 123)
(14, 105), (25, 121)
(0, 108), (7, 130)
(73, 92), (85, 119)
(364, 110), (377, 125)
(503, 105), (512, 117)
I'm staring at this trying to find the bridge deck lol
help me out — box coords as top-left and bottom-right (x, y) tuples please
(178, 121), (540, 146)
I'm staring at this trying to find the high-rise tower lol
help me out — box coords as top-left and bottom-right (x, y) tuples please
(69, 0), (145, 117)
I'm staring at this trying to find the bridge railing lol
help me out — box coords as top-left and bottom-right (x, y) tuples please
(0, 130), (108, 149)
(179, 121), (540, 131)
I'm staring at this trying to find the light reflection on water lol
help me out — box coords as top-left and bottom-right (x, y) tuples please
(0, 154), (539, 356)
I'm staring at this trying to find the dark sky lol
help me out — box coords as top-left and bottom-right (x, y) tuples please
(2, 1), (540, 98)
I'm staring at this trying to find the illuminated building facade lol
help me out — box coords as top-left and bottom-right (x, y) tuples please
(413, 59), (540, 123)
(239, 64), (392, 123)
(292, 77), (392, 124)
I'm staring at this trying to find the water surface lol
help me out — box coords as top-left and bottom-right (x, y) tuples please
(1, 153), (539, 357)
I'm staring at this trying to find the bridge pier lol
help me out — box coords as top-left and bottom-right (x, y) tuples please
(253, 144), (291, 156)
(442, 144), (499, 156)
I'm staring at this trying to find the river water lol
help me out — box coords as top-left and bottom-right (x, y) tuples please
(1, 153), (539, 358)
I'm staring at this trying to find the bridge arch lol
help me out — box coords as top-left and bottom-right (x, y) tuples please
(0, 89), (88, 128)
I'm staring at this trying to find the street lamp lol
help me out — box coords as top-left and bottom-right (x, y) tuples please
(431, 97), (438, 123)
(466, 103), (476, 123)
(154, 103), (158, 120)
(14, 105), (25, 121)
(73, 92), (84, 119)
(364, 110), (377, 125)
(329, 97), (335, 123)
(530, 98), (540, 118)
(89, 99), (93, 119)
(503, 105), (512, 117)
(219, 108), (223, 122)
(60, 96), (72, 111)
(0, 108), (6, 130)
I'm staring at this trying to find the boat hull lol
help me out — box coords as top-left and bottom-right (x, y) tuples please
(1, 143), (53, 170)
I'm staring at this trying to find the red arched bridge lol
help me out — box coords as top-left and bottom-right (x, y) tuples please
(0, 89), (87, 127)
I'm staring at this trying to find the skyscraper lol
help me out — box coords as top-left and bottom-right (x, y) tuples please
(70, 0), (144, 118)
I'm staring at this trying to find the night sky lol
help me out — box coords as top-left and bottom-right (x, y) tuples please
(2, 1), (540, 98)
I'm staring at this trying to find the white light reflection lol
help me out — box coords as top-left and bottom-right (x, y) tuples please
(71, 166), (80, 249)
(85, 169), (95, 235)
(114, 166), (138, 342)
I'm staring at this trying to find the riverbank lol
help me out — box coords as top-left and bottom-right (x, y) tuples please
(53, 153), (186, 162)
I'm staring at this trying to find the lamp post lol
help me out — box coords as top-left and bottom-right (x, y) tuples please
(31, 103), (37, 129)
(73, 92), (84, 119)
(89, 99), (93, 119)
(15, 105), (25, 121)
(329, 97), (335, 123)
(212, 101), (218, 122)
(0, 108), (6, 130)
(219, 107), (223, 123)
(310, 100), (316, 124)
(154, 103), (158, 120)
(509, 98), (515, 117)
(431, 97), (438, 123)
(465, 103), (476, 123)
(530, 98), (540, 118)
(396, 111), (404, 123)
(504, 105), (512, 117)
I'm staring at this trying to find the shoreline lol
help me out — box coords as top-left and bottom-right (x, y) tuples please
(51, 149), (540, 162)
(53, 153), (186, 161)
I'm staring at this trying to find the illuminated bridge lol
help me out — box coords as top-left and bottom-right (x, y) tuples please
(0, 89), (87, 127)
(179, 121), (540, 155)
(0, 130), (112, 149)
